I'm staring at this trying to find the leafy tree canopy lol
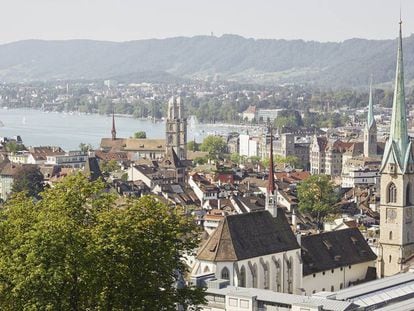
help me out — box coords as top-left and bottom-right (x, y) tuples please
(200, 135), (227, 159)
(3, 141), (26, 153)
(133, 131), (147, 139)
(0, 174), (205, 310)
(79, 142), (93, 153)
(297, 174), (338, 226)
(11, 165), (44, 199)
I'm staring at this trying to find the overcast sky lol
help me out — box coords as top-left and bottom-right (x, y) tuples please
(2, 0), (413, 43)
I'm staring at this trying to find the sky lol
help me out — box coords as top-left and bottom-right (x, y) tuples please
(1, 0), (414, 43)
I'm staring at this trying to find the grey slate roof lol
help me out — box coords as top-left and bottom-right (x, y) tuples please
(197, 209), (300, 262)
(301, 228), (377, 276)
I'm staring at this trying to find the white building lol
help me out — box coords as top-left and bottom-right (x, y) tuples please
(341, 169), (380, 188)
(192, 211), (376, 297)
(239, 134), (259, 157)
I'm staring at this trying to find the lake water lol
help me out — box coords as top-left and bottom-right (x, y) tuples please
(0, 109), (255, 151)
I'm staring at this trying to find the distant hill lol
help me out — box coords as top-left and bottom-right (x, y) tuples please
(0, 34), (412, 87)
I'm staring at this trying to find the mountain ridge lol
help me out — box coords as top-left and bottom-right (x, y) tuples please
(0, 34), (411, 87)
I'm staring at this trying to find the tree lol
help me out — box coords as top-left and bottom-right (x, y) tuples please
(297, 174), (338, 227)
(133, 131), (147, 139)
(79, 142), (93, 153)
(99, 159), (120, 175)
(200, 135), (227, 159)
(187, 140), (200, 152)
(3, 141), (26, 153)
(11, 165), (44, 198)
(0, 174), (205, 310)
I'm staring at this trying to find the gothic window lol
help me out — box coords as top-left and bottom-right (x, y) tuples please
(204, 266), (210, 273)
(389, 255), (392, 263)
(387, 183), (397, 203)
(288, 257), (294, 294)
(221, 267), (229, 280)
(389, 231), (393, 240)
(263, 262), (270, 290)
(239, 266), (246, 287)
(407, 183), (412, 205)
(252, 263), (258, 288)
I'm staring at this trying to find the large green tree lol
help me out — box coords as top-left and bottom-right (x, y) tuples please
(11, 165), (44, 199)
(0, 174), (204, 310)
(297, 174), (338, 226)
(200, 135), (227, 159)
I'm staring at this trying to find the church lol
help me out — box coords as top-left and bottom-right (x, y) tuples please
(377, 20), (414, 277)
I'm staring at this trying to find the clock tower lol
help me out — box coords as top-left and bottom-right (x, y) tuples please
(378, 21), (414, 277)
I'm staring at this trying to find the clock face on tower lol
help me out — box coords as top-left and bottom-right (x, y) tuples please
(387, 208), (397, 223)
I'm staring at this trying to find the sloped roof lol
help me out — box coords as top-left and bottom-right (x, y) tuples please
(197, 209), (300, 262)
(301, 228), (377, 276)
(100, 138), (126, 151)
(124, 138), (166, 152)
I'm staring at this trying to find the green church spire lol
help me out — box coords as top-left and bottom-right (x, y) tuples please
(389, 20), (408, 156)
(381, 20), (414, 173)
(367, 77), (375, 129)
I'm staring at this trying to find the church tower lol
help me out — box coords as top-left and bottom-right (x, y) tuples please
(166, 96), (187, 160)
(364, 79), (377, 158)
(378, 21), (414, 277)
(265, 127), (278, 217)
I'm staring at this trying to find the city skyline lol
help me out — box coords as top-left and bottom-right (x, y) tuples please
(2, 0), (414, 44)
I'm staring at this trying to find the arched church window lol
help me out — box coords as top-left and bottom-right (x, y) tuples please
(407, 183), (412, 205)
(389, 255), (392, 263)
(221, 267), (229, 280)
(389, 231), (393, 240)
(288, 257), (294, 294)
(239, 266), (246, 287)
(263, 262), (270, 290)
(387, 183), (397, 203)
(252, 263), (258, 288)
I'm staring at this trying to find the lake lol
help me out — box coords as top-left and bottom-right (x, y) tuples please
(0, 109), (256, 151)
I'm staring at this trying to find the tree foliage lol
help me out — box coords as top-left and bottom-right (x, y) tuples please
(187, 141), (200, 152)
(133, 131), (147, 139)
(3, 141), (26, 153)
(297, 174), (338, 226)
(200, 135), (227, 159)
(11, 165), (44, 198)
(79, 142), (93, 153)
(99, 159), (120, 175)
(0, 174), (205, 310)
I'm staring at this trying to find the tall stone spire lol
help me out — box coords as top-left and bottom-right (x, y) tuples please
(364, 77), (377, 158)
(381, 20), (413, 172)
(265, 127), (277, 217)
(111, 110), (116, 140)
(367, 78), (375, 130)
